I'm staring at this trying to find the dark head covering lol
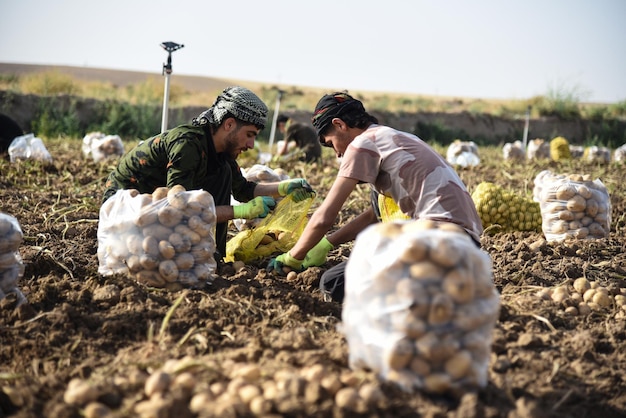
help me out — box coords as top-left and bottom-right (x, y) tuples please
(193, 86), (268, 129)
(311, 92), (366, 136)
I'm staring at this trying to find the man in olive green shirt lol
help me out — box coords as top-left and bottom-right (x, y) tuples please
(103, 86), (313, 261)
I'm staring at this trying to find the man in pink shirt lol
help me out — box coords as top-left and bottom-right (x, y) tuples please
(268, 92), (483, 302)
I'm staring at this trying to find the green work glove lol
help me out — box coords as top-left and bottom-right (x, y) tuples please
(278, 178), (315, 202)
(233, 196), (276, 219)
(266, 252), (304, 275)
(302, 237), (334, 268)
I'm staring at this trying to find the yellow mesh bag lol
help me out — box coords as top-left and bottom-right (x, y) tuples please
(225, 193), (314, 262)
(378, 194), (410, 223)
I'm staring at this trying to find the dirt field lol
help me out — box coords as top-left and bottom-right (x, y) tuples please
(0, 140), (625, 418)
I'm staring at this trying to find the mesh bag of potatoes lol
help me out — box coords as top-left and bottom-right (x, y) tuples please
(341, 220), (500, 396)
(533, 170), (611, 242)
(471, 182), (542, 233)
(0, 213), (27, 306)
(97, 185), (217, 289)
(549, 136), (571, 162)
(225, 193), (314, 263)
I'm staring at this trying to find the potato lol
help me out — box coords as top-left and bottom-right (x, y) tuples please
(566, 195), (586, 212)
(158, 260), (179, 282)
(174, 225), (201, 244)
(444, 350), (473, 380)
(135, 270), (166, 288)
(194, 263), (212, 280)
(573, 277), (590, 294)
(135, 207), (158, 227)
(429, 238), (463, 268)
(408, 261), (444, 280)
(158, 205), (184, 228)
(187, 190), (214, 208)
(174, 253), (195, 270)
(126, 255), (142, 273)
(167, 185), (188, 209)
(142, 236), (160, 257)
(125, 234), (143, 255)
(555, 184), (577, 200)
(139, 254), (159, 270)
(576, 184), (592, 199)
(385, 338), (414, 370)
(169, 233), (192, 253)
(142, 224), (173, 241)
(158, 240), (176, 259)
(191, 240), (215, 263)
(442, 269), (475, 304)
(427, 293), (455, 325)
(424, 373), (452, 394)
(399, 240), (428, 263)
(152, 187), (169, 202)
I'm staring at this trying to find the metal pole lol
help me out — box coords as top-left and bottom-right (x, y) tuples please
(161, 58), (172, 133)
(267, 89), (284, 156)
(159, 42), (184, 133)
(522, 105), (531, 151)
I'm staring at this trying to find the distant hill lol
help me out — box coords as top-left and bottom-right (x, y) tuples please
(0, 62), (243, 94)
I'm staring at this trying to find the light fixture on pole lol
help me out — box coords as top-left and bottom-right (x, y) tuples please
(160, 41), (184, 133)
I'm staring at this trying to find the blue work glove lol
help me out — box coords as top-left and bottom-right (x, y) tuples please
(302, 237), (334, 268)
(233, 196), (276, 219)
(278, 178), (315, 202)
(266, 252), (304, 275)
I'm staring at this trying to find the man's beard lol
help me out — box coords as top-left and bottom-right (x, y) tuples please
(222, 130), (241, 159)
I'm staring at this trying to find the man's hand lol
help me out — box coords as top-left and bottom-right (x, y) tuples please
(302, 236), (334, 268)
(233, 196), (276, 219)
(278, 178), (315, 202)
(267, 252), (304, 275)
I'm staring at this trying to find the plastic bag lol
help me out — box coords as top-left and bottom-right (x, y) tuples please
(615, 144), (626, 163)
(232, 164), (291, 232)
(502, 141), (525, 161)
(534, 170), (611, 242)
(341, 220), (500, 396)
(97, 187), (217, 289)
(225, 193), (314, 263)
(0, 213), (27, 306)
(446, 141), (480, 167)
(526, 138), (550, 160)
(8, 133), (53, 163)
(82, 132), (124, 162)
(583, 146), (611, 164)
(377, 194), (410, 223)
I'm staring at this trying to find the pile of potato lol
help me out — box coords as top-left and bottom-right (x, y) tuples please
(533, 170), (611, 242)
(342, 220), (500, 396)
(549, 136), (571, 161)
(98, 186), (217, 289)
(536, 277), (626, 318)
(0, 213), (26, 306)
(63, 356), (389, 417)
(502, 140), (525, 161)
(471, 182), (542, 233)
(82, 132), (125, 162)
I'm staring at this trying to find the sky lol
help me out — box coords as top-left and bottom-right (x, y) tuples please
(1, 0), (625, 103)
